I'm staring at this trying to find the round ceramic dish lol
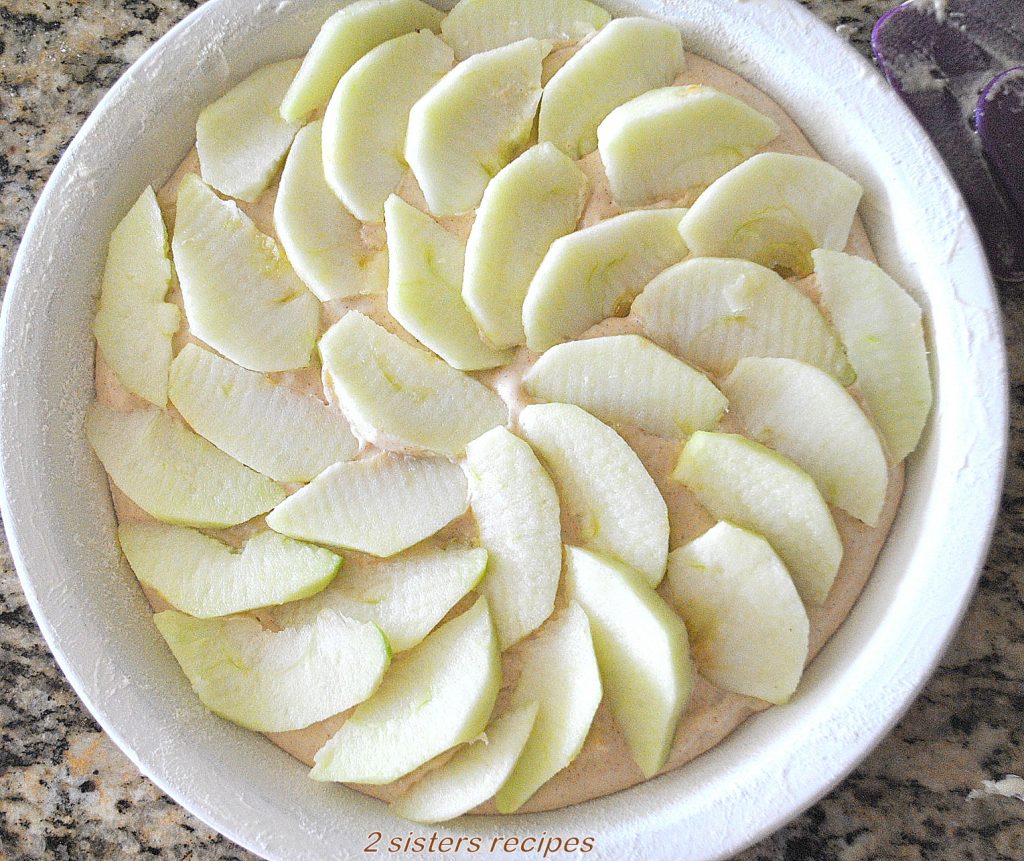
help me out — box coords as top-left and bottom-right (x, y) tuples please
(0, 0), (1007, 858)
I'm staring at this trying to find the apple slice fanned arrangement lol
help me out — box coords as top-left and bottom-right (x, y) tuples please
(86, 0), (934, 824)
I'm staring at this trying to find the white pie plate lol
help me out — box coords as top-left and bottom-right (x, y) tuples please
(0, 0), (1007, 858)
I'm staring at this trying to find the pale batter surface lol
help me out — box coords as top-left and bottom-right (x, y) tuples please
(95, 50), (904, 815)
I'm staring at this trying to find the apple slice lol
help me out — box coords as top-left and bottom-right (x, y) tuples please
(522, 209), (688, 352)
(441, 0), (611, 60)
(522, 334), (727, 439)
(391, 701), (539, 823)
(539, 17), (685, 159)
(279, 0), (444, 123)
(269, 544), (487, 652)
(85, 403), (284, 528)
(406, 38), (548, 216)
(93, 187), (179, 407)
(168, 343), (358, 484)
(323, 31), (453, 223)
(311, 597), (501, 784)
(320, 311), (508, 456)
(153, 608), (389, 732)
(196, 59), (302, 203)
(678, 152), (863, 276)
(723, 357), (888, 525)
(463, 143), (588, 348)
(274, 120), (387, 302)
(666, 522), (809, 704)
(518, 403), (669, 586)
(672, 431), (841, 604)
(494, 603), (601, 812)
(172, 175), (319, 373)
(597, 85), (779, 207)
(266, 452), (468, 557)
(632, 257), (854, 384)
(565, 546), (691, 777)
(813, 249), (932, 462)
(385, 195), (511, 371)
(465, 427), (562, 650)
(119, 522), (340, 618)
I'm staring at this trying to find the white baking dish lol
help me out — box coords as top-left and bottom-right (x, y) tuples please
(0, 0), (1007, 858)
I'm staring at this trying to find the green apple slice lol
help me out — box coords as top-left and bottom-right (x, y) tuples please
(597, 84), (779, 208)
(168, 343), (357, 484)
(723, 357), (888, 525)
(495, 602), (601, 812)
(678, 152), (863, 276)
(667, 522), (809, 704)
(391, 701), (539, 823)
(672, 431), (841, 604)
(320, 312), (508, 456)
(441, 0), (611, 60)
(631, 257), (854, 384)
(323, 31), (453, 223)
(269, 544), (487, 652)
(539, 17), (685, 159)
(93, 187), (179, 407)
(275, 120), (387, 302)
(311, 597), (501, 784)
(463, 142), (588, 348)
(522, 334), (727, 439)
(465, 427), (562, 650)
(406, 38), (548, 216)
(279, 0), (445, 123)
(266, 452), (468, 557)
(172, 175), (319, 373)
(565, 546), (691, 777)
(385, 195), (511, 371)
(518, 403), (669, 586)
(119, 522), (340, 618)
(153, 608), (389, 732)
(196, 59), (302, 203)
(85, 403), (284, 528)
(813, 249), (932, 462)
(522, 209), (688, 352)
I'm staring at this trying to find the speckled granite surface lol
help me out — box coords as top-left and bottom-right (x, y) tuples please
(1, 1), (1022, 859)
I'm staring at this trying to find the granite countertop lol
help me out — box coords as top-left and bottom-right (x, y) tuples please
(2, 1), (1022, 858)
